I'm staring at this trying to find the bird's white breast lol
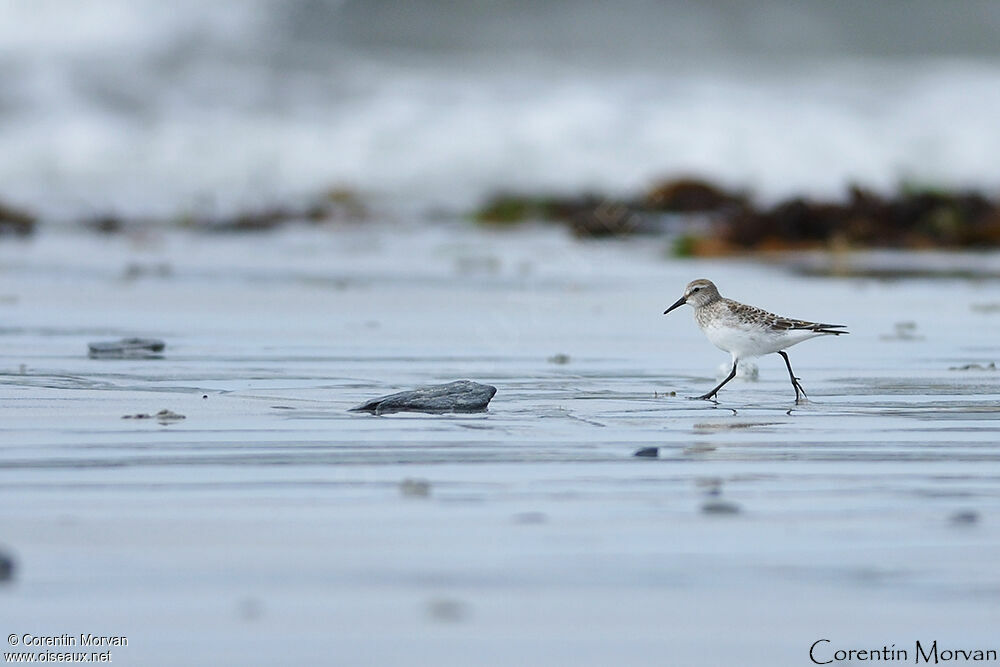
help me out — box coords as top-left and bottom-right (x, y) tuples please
(701, 318), (825, 358)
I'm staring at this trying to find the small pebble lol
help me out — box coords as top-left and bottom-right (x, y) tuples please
(948, 362), (996, 371)
(950, 510), (979, 525)
(88, 337), (166, 359)
(0, 550), (14, 582)
(237, 597), (264, 622)
(695, 477), (724, 496)
(633, 447), (659, 458)
(880, 321), (923, 341)
(400, 478), (431, 498)
(426, 598), (468, 622)
(701, 500), (741, 515)
(123, 409), (186, 424)
(122, 262), (172, 280)
(547, 353), (571, 365)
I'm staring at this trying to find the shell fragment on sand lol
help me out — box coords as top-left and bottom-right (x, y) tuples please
(350, 380), (497, 415)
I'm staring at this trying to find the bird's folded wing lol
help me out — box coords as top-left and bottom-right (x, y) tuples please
(771, 318), (849, 334)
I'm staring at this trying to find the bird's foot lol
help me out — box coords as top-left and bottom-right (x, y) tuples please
(792, 381), (809, 403)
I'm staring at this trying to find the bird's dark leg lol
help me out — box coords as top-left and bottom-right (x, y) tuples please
(778, 351), (807, 403)
(692, 360), (738, 401)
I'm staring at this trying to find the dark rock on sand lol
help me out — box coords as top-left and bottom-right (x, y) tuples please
(88, 338), (166, 359)
(351, 380), (497, 415)
(633, 447), (659, 458)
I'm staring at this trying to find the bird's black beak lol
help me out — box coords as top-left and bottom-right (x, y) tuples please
(663, 295), (687, 315)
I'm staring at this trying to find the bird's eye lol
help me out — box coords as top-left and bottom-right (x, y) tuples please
(692, 287), (701, 293)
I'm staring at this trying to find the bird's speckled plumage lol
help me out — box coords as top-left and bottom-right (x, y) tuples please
(663, 278), (847, 401)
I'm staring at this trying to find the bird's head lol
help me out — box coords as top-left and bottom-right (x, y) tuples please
(663, 279), (719, 314)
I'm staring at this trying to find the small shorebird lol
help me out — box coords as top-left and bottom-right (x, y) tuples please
(663, 279), (847, 402)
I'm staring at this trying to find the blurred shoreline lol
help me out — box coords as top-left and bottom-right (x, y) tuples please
(5, 177), (1000, 267)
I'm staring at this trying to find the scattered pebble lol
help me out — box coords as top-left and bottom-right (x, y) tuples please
(122, 262), (172, 280)
(971, 303), (1000, 313)
(454, 255), (501, 275)
(350, 380), (497, 415)
(948, 362), (996, 371)
(400, 478), (431, 498)
(695, 477), (723, 496)
(880, 321), (923, 341)
(950, 510), (979, 525)
(701, 500), (741, 515)
(694, 421), (780, 432)
(426, 598), (468, 622)
(88, 337), (166, 359)
(123, 409), (186, 425)
(237, 597), (264, 621)
(633, 447), (659, 458)
(0, 550), (14, 582)
(513, 511), (547, 524)
(547, 353), (571, 365)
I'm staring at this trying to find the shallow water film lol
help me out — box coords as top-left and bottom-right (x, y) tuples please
(1, 224), (998, 665)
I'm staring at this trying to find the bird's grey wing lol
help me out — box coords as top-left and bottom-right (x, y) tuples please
(724, 300), (848, 335)
(771, 316), (849, 335)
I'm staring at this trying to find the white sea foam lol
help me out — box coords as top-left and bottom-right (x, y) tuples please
(1, 1), (999, 218)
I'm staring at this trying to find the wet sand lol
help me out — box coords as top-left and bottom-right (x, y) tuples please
(1, 223), (999, 665)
